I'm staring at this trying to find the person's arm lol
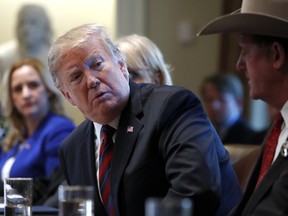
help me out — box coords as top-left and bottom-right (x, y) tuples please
(157, 88), (221, 215)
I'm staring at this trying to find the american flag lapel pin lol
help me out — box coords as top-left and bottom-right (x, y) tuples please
(127, 126), (134, 133)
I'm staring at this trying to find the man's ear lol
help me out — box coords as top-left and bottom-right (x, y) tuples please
(118, 59), (127, 71)
(271, 42), (286, 69)
(118, 59), (129, 80)
(60, 88), (76, 106)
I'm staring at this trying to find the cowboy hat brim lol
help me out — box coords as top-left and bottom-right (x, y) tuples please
(197, 11), (288, 38)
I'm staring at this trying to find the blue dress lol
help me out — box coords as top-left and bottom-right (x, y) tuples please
(0, 112), (75, 179)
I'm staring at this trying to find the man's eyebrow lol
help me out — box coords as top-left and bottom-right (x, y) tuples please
(66, 66), (81, 76)
(85, 54), (101, 62)
(84, 55), (104, 66)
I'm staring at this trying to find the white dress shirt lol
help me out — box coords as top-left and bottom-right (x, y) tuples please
(273, 101), (288, 162)
(93, 116), (120, 201)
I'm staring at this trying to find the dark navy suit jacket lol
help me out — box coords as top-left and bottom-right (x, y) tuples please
(230, 119), (288, 216)
(60, 82), (242, 216)
(222, 117), (258, 144)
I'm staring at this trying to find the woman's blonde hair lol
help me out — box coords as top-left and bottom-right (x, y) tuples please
(2, 58), (66, 151)
(116, 34), (173, 85)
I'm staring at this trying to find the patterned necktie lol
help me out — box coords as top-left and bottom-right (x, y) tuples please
(99, 125), (116, 216)
(256, 113), (283, 188)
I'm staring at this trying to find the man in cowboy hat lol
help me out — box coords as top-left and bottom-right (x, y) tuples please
(198, 0), (288, 215)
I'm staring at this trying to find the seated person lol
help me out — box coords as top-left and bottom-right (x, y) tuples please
(0, 58), (75, 204)
(115, 34), (173, 85)
(48, 24), (242, 216)
(200, 73), (259, 144)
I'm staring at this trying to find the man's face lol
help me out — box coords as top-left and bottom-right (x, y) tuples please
(58, 38), (130, 124)
(236, 35), (276, 101)
(202, 83), (240, 126)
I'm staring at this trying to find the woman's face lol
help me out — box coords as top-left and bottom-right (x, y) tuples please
(10, 65), (50, 120)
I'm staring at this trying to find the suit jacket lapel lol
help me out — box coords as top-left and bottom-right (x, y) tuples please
(110, 81), (144, 213)
(242, 155), (288, 214)
(78, 121), (97, 184)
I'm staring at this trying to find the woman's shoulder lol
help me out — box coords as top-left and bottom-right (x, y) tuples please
(33, 113), (76, 143)
(43, 113), (76, 130)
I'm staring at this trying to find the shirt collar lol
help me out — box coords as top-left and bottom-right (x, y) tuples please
(93, 116), (121, 141)
(281, 101), (288, 129)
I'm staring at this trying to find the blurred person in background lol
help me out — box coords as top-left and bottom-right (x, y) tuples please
(0, 58), (75, 204)
(0, 4), (85, 126)
(115, 34), (173, 85)
(200, 73), (260, 144)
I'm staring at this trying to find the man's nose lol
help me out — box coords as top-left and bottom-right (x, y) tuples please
(236, 55), (245, 72)
(85, 69), (100, 89)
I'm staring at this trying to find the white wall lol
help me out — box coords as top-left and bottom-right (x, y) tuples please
(116, 0), (146, 38)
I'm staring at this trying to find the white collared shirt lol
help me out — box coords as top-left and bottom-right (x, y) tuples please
(273, 101), (288, 162)
(93, 116), (120, 201)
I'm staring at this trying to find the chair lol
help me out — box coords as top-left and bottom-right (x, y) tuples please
(225, 144), (262, 191)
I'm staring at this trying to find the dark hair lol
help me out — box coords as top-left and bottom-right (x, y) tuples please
(200, 74), (244, 100)
(251, 35), (288, 53)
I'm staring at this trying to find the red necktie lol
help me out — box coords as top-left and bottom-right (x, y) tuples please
(256, 113), (283, 187)
(99, 125), (116, 216)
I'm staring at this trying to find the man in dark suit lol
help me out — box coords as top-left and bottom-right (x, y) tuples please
(198, 0), (288, 215)
(48, 24), (242, 216)
(200, 73), (259, 144)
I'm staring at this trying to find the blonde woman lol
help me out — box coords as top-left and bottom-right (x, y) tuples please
(116, 34), (173, 85)
(0, 58), (75, 180)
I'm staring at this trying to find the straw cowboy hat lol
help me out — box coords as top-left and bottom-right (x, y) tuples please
(197, 0), (288, 38)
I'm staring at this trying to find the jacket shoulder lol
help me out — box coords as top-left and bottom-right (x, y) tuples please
(61, 119), (92, 148)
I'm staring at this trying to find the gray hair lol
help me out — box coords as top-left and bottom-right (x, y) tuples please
(48, 24), (125, 88)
